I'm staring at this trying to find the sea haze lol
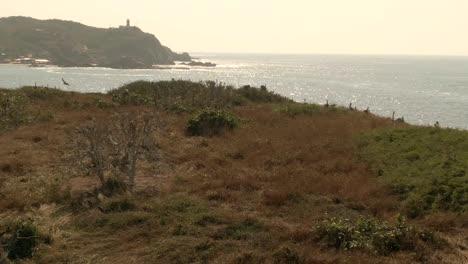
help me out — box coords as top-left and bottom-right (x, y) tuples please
(0, 53), (467, 129)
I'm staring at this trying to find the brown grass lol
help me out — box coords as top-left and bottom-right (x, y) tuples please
(0, 92), (465, 263)
(178, 106), (397, 216)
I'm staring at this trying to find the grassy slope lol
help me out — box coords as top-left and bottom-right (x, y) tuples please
(359, 127), (468, 217)
(0, 81), (467, 263)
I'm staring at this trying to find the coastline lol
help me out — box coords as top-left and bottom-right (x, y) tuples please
(0, 54), (467, 130)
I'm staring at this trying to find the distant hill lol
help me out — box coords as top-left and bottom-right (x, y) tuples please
(0, 16), (191, 68)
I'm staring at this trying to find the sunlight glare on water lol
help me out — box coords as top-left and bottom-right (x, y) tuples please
(0, 53), (467, 129)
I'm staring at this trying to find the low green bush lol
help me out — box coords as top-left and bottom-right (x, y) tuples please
(0, 221), (40, 260)
(358, 127), (468, 216)
(315, 216), (442, 255)
(108, 80), (290, 112)
(236, 85), (291, 103)
(100, 177), (128, 197)
(0, 91), (28, 129)
(186, 109), (237, 136)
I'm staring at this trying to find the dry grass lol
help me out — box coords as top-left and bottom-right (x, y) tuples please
(0, 87), (466, 263)
(179, 106), (397, 215)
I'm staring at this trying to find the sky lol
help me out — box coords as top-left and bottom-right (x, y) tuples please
(2, 0), (468, 55)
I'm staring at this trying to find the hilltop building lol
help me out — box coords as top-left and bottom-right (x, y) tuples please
(119, 19), (134, 29)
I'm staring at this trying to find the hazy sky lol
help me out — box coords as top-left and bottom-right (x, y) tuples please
(2, 0), (468, 55)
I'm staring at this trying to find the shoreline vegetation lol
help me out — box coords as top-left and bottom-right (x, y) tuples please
(0, 80), (467, 263)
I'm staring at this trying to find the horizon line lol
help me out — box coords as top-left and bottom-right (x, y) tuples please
(187, 51), (468, 57)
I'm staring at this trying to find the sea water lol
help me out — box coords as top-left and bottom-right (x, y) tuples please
(0, 53), (467, 129)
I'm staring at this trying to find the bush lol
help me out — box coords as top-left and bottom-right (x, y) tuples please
(236, 85), (291, 103)
(315, 216), (441, 255)
(108, 80), (240, 111)
(186, 109), (237, 137)
(72, 112), (159, 193)
(0, 221), (39, 260)
(0, 91), (28, 129)
(358, 127), (468, 215)
(101, 177), (128, 197)
(108, 80), (290, 112)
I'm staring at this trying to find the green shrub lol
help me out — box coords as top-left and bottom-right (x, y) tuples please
(108, 80), (239, 110)
(1, 221), (39, 260)
(358, 127), (468, 215)
(0, 91), (28, 129)
(236, 85), (291, 103)
(100, 176), (128, 197)
(186, 109), (237, 136)
(315, 216), (441, 255)
(108, 80), (290, 111)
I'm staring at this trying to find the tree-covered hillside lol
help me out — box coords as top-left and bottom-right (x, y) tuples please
(0, 16), (191, 68)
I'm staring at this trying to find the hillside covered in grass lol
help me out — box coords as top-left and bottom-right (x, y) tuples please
(0, 17), (191, 68)
(0, 80), (467, 263)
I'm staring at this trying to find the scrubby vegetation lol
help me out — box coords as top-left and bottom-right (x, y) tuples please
(0, 80), (466, 263)
(0, 218), (51, 261)
(186, 109), (237, 136)
(71, 111), (158, 192)
(108, 80), (290, 111)
(316, 216), (443, 256)
(358, 127), (468, 217)
(0, 91), (28, 129)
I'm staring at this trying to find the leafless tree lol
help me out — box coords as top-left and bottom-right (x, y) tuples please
(72, 111), (159, 193)
(75, 118), (110, 185)
(109, 112), (158, 192)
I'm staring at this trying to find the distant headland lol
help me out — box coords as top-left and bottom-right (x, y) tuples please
(0, 16), (215, 69)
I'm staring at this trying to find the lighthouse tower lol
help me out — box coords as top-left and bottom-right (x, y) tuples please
(126, 19), (130, 27)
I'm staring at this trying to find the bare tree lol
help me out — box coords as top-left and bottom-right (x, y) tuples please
(72, 112), (159, 193)
(109, 112), (158, 192)
(75, 118), (110, 185)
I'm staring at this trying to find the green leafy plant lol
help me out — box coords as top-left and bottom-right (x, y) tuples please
(186, 109), (237, 137)
(315, 216), (442, 255)
(358, 127), (468, 216)
(0, 91), (28, 129)
(0, 221), (40, 260)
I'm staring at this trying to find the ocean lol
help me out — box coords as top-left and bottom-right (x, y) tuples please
(0, 53), (467, 129)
